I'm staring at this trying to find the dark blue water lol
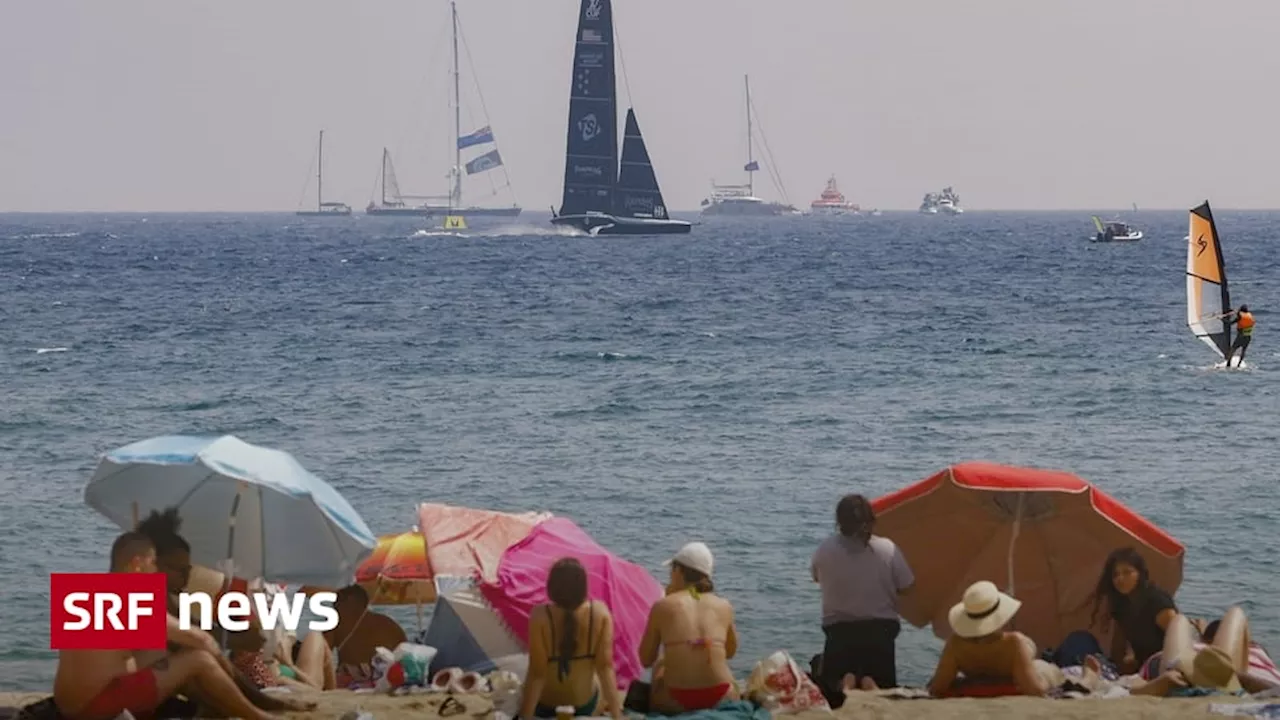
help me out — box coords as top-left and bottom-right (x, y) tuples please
(2, 210), (1276, 691)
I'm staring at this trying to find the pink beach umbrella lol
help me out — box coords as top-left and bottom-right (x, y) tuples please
(871, 462), (1185, 651)
(479, 517), (664, 688)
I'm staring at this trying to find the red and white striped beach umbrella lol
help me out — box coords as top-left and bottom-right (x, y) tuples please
(872, 462), (1185, 650)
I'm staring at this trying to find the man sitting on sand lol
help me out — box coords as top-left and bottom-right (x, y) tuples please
(53, 532), (279, 720)
(324, 584), (407, 686)
(927, 581), (1064, 697)
(136, 508), (316, 712)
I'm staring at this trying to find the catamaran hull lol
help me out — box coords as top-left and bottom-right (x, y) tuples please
(1092, 231), (1143, 242)
(366, 206), (523, 218)
(551, 213), (692, 236)
(296, 210), (352, 217)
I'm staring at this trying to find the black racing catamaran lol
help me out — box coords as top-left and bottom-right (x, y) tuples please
(549, 0), (691, 236)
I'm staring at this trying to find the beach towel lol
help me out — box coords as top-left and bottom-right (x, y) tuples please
(633, 700), (771, 720)
(1210, 703), (1280, 718)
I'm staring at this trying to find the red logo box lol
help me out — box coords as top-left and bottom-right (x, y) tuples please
(50, 573), (167, 650)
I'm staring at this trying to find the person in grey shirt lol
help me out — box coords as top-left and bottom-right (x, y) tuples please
(810, 494), (915, 704)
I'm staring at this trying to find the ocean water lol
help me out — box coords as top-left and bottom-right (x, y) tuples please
(2, 209), (1277, 691)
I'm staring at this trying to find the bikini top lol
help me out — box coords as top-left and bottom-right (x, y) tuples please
(547, 602), (597, 682)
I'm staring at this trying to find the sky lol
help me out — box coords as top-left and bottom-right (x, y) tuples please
(3, 0), (1280, 212)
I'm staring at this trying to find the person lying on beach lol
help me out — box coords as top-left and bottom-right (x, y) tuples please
(1113, 608), (1269, 696)
(927, 581), (1063, 697)
(228, 619), (336, 692)
(638, 542), (741, 714)
(518, 558), (623, 720)
(1090, 547), (1177, 674)
(53, 532), (279, 720)
(324, 584), (407, 686)
(136, 508), (315, 712)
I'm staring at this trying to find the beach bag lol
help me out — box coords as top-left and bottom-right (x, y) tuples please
(745, 651), (830, 714)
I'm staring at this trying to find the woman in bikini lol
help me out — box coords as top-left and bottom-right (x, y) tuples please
(228, 618), (336, 692)
(518, 558), (623, 719)
(638, 542), (740, 714)
(927, 580), (1063, 697)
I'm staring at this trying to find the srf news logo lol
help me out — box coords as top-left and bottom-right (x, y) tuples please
(50, 573), (167, 650)
(50, 573), (339, 650)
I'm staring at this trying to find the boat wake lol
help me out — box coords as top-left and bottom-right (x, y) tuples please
(409, 224), (586, 239)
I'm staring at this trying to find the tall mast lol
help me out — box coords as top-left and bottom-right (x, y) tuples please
(380, 148), (387, 206)
(744, 75), (753, 197)
(317, 129), (324, 210)
(450, 1), (462, 210)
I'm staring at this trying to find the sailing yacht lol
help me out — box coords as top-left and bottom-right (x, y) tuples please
(296, 130), (352, 217)
(700, 75), (796, 217)
(550, 0), (690, 235)
(365, 149), (430, 216)
(1186, 201), (1242, 368)
(365, 2), (521, 219)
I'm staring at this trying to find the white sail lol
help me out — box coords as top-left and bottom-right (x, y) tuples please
(1186, 201), (1232, 359)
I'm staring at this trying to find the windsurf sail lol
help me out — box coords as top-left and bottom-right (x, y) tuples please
(614, 108), (669, 220)
(558, 0), (618, 217)
(1186, 201), (1232, 358)
(1091, 216), (1105, 234)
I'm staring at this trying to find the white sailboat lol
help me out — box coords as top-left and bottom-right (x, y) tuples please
(296, 130), (352, 217)
(365, 2), (520, 220)
(700, 75), (796, 217)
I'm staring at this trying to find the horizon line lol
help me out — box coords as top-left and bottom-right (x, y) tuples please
(0, 207), (1258, 215)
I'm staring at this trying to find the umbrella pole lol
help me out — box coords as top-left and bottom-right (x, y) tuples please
(1007, 493), (1024, 612)
(219, 487), (244, 651)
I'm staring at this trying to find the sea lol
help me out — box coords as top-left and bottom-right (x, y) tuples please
(2, 209), (1277, 691)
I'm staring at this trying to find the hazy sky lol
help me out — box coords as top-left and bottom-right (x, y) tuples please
(4, 0), (1280, 212)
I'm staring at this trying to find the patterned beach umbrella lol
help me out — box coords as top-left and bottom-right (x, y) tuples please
(872, 462), (1185, 650)
(355, 529), (433, 605)
(354, 504), (552, 606)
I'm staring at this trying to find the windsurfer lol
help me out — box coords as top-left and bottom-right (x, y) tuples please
(1225, 305), (1255, 364)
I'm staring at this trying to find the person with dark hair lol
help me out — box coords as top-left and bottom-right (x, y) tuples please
(809, 494), (914, 703)
(1089, 547), (1177, 674)
(136, 509), (192, 597)
(638, 543), (739, 713)
(324, 583), (406, 687)
(133, 509), (317, 713)
(518, 558), (622, 719)
(53, 532), (280, 720)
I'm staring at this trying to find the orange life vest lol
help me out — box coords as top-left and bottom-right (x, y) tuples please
(1238, 311), (1255, 335)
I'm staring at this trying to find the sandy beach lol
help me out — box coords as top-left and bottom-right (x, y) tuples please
(0, 689), (1247, 719)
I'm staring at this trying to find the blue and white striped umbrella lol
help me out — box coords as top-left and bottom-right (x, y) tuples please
(84, 434), (377, 588)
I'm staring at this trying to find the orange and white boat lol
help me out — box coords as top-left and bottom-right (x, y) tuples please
(809, 176), (859, 215)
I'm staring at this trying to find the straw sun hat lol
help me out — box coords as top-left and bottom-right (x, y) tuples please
(949, 581), (1022, 638)
(1173, 645), (1242, 692)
